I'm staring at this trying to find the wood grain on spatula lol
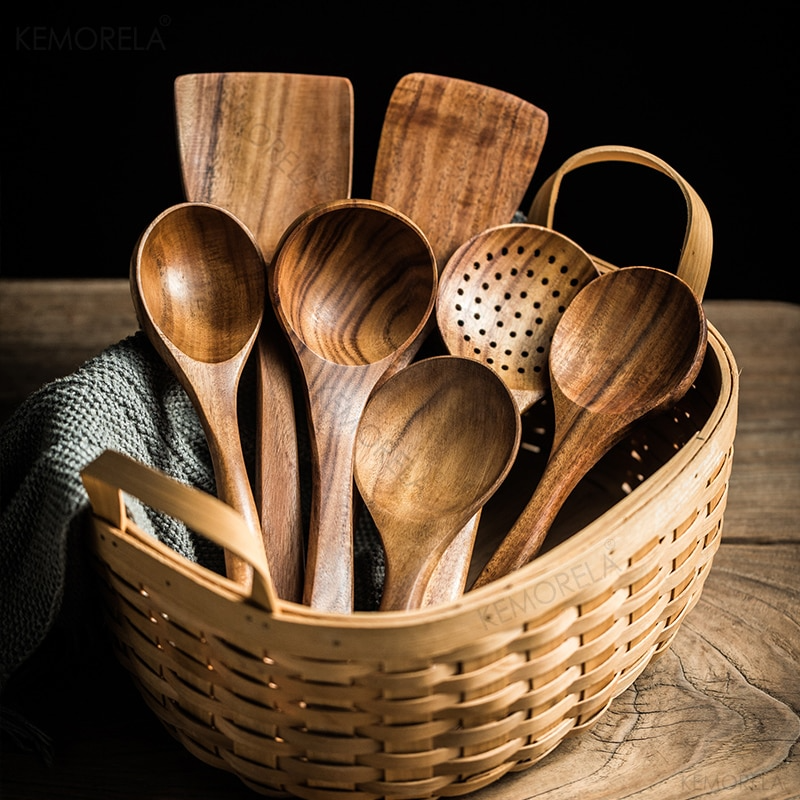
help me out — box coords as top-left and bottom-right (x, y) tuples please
(371, 72), (548, 272)
(175, 72), (353, 260)
(175, 72), (354, 603)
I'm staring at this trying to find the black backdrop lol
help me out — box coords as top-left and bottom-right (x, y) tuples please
(2, 5), (797, 303)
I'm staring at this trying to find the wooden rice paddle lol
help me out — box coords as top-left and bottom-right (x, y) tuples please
(270, 199), (437, 613)
(354, 357), (520, 611)
(473, 267), (708, 588)
(429, 223), (598, 603)
(130, 203), (277, 611)
(174, 72), (354, 602)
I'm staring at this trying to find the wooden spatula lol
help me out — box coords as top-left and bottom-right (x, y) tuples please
(370, 72), (548, 606)
(174, 72), (354, 603)
(371, 72), (549, 272)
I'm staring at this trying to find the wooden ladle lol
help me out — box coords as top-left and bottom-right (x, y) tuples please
(473, 266), (708, 588)
(270, 198), (437, 613)
(427, 223), (598, 603)
(354, 357), (521, 611)
(130, 202), (276, 610)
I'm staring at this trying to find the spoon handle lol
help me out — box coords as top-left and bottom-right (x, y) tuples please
(256, 324), (304, 604)
(301, 360), (383, 613)
(422, 513), (481, 606)
(473, 402), (627, 588)
(195, 380), (266, 592)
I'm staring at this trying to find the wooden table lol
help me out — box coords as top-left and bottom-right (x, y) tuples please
(1, 280), (798, 799)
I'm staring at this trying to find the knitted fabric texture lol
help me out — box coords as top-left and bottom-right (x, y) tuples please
(0, 331), (385, 693)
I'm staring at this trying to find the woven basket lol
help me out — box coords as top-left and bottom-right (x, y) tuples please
(81, 145), (739, 799)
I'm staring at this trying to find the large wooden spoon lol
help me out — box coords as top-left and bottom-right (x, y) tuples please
(175, 72), (353, 602)
(354, 357), (521, 611)
(473, 266), (708, 588)
(427, 223), (598, 603)
(270, 199), (437, 613)
(130, 202), (277, 610)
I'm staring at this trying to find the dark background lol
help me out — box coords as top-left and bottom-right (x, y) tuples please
(2, 5), (797, 303)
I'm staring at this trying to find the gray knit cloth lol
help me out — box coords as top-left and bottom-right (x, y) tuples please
(0, 331), (385, 694)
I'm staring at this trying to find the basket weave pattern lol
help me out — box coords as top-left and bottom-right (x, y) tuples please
(83, 146), (738, 799)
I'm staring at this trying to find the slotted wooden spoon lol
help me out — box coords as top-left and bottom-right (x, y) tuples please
(175, 72), (354, 602)
(354, 357), (520, 611)
(426, 223), (599, 603)
(473, 266), (708, 588)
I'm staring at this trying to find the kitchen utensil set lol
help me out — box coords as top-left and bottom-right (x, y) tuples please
(131, 71), (706, 615)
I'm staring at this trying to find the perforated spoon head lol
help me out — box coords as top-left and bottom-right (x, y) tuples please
(436, 224), (598, 413)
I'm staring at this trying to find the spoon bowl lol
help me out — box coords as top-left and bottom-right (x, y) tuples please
(131, 202), (275, 608)
(271, 198), (437, 612)
(474, 266), (708, 587)
(438, 223), (599, 415)
(354, 356), (521, 611)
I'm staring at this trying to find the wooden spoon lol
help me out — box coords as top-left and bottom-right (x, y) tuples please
(354, 357), (521, 611)
(473, 266), (708, 588)
(174, 72), (354, 602)
(426, 223), (598, 603)
(270, 199), (437, 613)
(130, 202), (277, 610)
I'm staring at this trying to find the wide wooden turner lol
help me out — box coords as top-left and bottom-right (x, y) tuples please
(371, 72), (549, 272)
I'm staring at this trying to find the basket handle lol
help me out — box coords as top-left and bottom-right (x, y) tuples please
(80, 449), (278, 612)
(527, 144), (712, 299)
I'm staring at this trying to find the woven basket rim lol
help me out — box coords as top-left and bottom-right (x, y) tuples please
(88, 320), (736, 663)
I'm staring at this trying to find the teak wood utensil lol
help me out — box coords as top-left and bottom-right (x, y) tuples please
(354, 356), (520, 611)
(437, 223), (599, 413)
(473, 266), (708, 588)
(270, 199), (437, 613)
(175, 72), (353, 261)
(371, 73), (549, 272)
(174, 72), (354, 602)
(130, 202), (277, 610)
(426, 223), (598, 604)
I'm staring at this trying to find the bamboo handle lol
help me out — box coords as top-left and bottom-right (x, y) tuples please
(80, 449), (278, 613)
(527, 144), (712, 300)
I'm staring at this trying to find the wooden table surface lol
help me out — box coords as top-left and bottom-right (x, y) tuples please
(1, 280), (798, 799)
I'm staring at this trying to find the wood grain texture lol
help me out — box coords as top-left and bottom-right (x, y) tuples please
(130, 202), (272, 602)
(372, 72), (548, 272)
(474, 267), (708, 585)
(354, 356), (520, 610)
(0, 283), (797, 799)
(175, 72), (353, 263)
